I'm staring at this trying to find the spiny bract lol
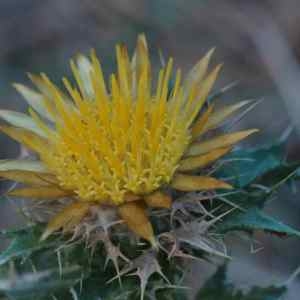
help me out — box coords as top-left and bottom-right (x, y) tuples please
(0, 34), (257, 244)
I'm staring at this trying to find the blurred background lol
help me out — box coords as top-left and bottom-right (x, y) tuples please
(0, 0), (300, 299)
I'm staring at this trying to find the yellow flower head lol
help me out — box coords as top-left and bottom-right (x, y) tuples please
(0, 35), (257, 244)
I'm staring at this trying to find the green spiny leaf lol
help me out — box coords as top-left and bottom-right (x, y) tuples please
(254, 162), (300, 191)
(217, 207), (300, 237)
(0, 225), (59, 266)
(219, 142), (285, 188)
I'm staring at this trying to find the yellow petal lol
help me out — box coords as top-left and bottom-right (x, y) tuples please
(13, 83), (54, 121)
(28, 73), (73, 118)
(8, 186), (73, 199)
(0, 125), (48, 154)
(205, 100), (251, 131)
(75, 54), (94, 99)
(41, 202), (90, 240)
(185, 64), (222, 126)
(118, 201), (155, 245)
(0, 109), (46, 137)
(131, 34), (150, 99)
(184, 48), (215, 95)
(191, 105), (214, 139)
(144, 191), (172, 209)
(90, 49), (109, 102)
(124, 192), (141, 202)
(132, 34), (149, 77)
(116, 44), (131, 99)
(178, 147), (231, 172)
(186, 129), (258, 156)
(171, 174), (232, 191)
(0, 170), (57, 186)
(28, 73), (53, 98)
(0, 159), (47, 172)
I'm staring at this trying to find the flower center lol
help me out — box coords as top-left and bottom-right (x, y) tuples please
(41, 98), (191, 205)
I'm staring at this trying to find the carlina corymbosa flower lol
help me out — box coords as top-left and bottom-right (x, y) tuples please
(0, 34), (257, 245)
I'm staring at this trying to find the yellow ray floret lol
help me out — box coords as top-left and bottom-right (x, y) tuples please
(187, 129), (258, 156)
(0, 170), (57, 186)
(0, 125), (48, 154)
(8, 186), (73, 199)
(41, 202), (90, 241)
(171, 174), (233, 191)
(118, 201), (155, 246)
(0, 34), (258, 243)
(144, 191), (172, 209)
(178, 147), (231, 172)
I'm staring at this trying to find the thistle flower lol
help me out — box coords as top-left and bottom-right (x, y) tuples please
(0, 34), (257, 245)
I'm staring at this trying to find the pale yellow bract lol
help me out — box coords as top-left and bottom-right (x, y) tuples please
(0, 34), (257, 244)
